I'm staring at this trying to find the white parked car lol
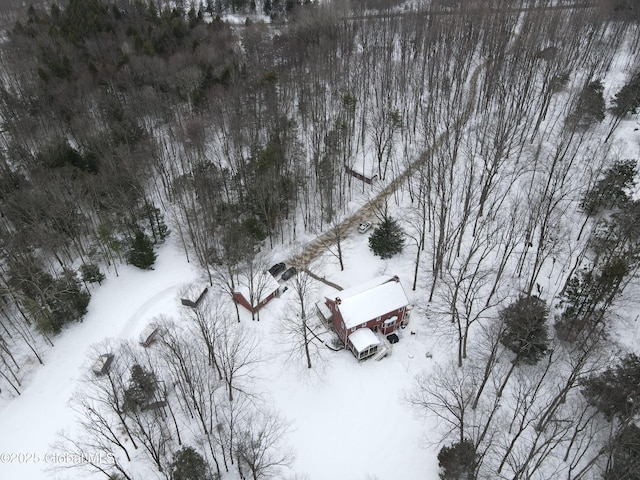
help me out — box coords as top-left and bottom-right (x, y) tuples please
(358, 221), (372, 234)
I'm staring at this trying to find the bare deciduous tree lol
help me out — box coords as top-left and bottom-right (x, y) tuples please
(325, 217), (349, 271)
(279, 270), (327, 371)
(216, 318), (262, 402)
(235, 408), (293, 480)
(407, 361), (475, 446)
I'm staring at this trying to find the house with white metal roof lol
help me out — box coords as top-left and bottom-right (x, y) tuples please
(324, 275), (410, 358)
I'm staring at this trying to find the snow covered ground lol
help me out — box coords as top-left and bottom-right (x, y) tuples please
(0, 226), (442, 480)
(3, 20), (640, 480)
(2, 115), (640, 478)
(260, 231), (442, 480)
(0, 242), (200, 479)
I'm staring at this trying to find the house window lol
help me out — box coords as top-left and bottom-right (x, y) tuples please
(383, 316), (397, 329)
(350, 327), (356, 333)
(360, 345), (378, 359)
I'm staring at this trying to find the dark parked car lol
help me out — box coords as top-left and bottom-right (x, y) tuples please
(387, 333), (399, 344)
(268, 262), (286, 276)
(281, 266), (297, 281)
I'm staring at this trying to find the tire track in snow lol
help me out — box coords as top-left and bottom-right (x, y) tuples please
(116, 283), (185, 339)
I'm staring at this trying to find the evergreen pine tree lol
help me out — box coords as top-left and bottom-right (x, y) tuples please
(123, 364), (157, 412)
(580, 159), (637, 216)
(500, 296), (549, 364)
(437, 440), (478, 480)
(605, 425), (640, 480)
(80, 263), (105, 284)
(612, 73), (640, 117)
(170, 446), (212, 480)
(368, 216), (405, 259)
(582, 354), (640, 422)
(567, 80), (605, 127)
(126, 230), (157, 269)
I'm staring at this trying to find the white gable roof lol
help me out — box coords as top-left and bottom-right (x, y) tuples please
(337, 275), (395, 300)
(348, 328), (381, 353)
(235, 272), (280, 307)
(334, 276), (409, 329)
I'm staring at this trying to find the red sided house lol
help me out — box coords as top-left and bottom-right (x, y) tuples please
(325, 275), (410, 359)
(233, 272), (280, 313)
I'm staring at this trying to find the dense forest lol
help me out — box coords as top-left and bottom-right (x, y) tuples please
(2, 0), (640, 478)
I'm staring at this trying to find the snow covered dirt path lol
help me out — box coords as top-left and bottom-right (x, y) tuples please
(290, 56), (484, 269)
